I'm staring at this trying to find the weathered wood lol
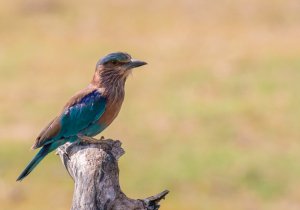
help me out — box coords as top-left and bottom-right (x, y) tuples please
(57, 138), (169, 210)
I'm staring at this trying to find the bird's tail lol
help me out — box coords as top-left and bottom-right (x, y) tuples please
(16, 143), (53, 181)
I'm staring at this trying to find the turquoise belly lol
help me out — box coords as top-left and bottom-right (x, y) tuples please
(80, 123), (106, 137)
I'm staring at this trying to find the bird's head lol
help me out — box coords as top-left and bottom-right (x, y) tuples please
(94, 52), (147, 83)
(91, 52), (146, 97)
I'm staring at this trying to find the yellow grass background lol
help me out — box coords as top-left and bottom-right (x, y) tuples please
(1, 0), (300, 209)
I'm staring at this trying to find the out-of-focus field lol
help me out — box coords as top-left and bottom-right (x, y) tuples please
(1, 0), (300, 209)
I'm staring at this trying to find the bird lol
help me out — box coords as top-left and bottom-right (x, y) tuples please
(16, 52), (147, 181)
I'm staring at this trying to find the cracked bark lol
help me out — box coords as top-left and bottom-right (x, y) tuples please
(57, 138), (169, 210)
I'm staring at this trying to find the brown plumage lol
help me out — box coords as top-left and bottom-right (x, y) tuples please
(17, 52), (147, 181)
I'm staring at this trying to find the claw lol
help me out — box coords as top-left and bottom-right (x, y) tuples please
(77, 134), (99, 144)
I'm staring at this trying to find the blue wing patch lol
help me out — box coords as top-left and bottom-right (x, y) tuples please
(59, 90), (106, 137)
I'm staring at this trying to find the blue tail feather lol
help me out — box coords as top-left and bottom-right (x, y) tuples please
(16, 144), (52, 181)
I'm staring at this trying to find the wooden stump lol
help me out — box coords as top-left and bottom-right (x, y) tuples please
(56, 139), (169, 210)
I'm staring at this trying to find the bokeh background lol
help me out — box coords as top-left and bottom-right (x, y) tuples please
(1, 0), (300, 209)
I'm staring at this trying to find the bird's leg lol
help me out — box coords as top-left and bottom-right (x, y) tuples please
(100, 136), (105, 141)
(77, 134), (99, 144)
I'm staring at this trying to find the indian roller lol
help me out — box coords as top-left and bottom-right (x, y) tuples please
(17, 52), (147, 181)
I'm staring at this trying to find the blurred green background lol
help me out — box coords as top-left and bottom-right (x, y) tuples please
(1, 0), (300, 209)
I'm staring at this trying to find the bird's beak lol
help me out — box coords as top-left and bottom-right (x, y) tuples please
(125, 59), (147, 70)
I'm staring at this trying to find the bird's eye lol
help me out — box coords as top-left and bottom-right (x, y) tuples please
(111, 60), (118, 65)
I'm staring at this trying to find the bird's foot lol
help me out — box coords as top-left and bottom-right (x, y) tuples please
(77, 134), (99, 144)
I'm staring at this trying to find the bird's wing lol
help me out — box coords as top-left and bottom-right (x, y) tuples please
(32, 88), (106, 149)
